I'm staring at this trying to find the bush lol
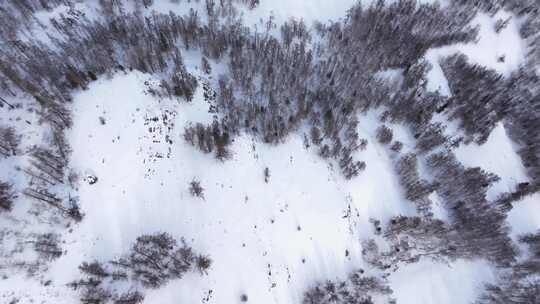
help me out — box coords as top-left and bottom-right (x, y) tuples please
(189, 179), (205, 199)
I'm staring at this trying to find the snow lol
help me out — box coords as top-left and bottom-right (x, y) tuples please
(240, 0), (357, 27)
(425, 10), (526, 96)
(0, 273), (67, 304)
(390, 259), (495, 304)
(507, 193), (540, 240)
(230, 0), (447, 30)
(48, 70), (418, 303)
(36, 66), (504, 303)
(454, 123), (529, 201)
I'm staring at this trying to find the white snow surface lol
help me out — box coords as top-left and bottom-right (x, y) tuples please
(390, 259), (496, 304)
(454, 123), (529, 201)
(507, 193), (540, 240)
(0, 70), (484, 304)
(425, 10), (526, 95)
(56, 71), (410, 303)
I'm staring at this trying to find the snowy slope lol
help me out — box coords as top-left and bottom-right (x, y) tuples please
(54, 71), (411, 303)
(34, 69), (493, 304)
(425, 10), (526, 95)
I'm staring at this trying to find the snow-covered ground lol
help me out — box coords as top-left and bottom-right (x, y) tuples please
(390, 259), (495, 304)
(53, 71), (412, 303)
(14, 68), (494, 304)
(454, 123), (529, 201)
(425, 10), (526, 95)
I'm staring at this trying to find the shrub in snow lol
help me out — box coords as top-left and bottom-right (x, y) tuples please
(189, 179), (205, 199)
(390, 141), (403, 153)
(358, 139), (368, 151)
(263, 167), (270, 183)
(494, 17), (511, 33)
(195, 254), (212, 275)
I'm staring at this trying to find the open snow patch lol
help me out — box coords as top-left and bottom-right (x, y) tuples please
(55, 71), (420, 303)
(390, 259), (495, 304)
(425, 10), (526, 95)
(454, 123), (529, 201)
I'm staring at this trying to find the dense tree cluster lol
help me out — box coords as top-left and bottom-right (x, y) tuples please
(303, 270), (394, 304)
(70, 232), (211, 304)
(0, 0), (515, 183)
(415, 123), (450, 154)
(427, 151), (517, 266)
(384, 216), (463, 262)
(504, 67), (540, 190)
(184, 121), (231, 160)
(440, 54), (510, 144)
(0, 0), (535, 182)
(362, 216), (469, 270)
(396, 153), (438, 216)
(476, 230), (540, 304)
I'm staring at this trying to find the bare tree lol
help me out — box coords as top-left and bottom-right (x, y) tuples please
(264, 167), (270, 183)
